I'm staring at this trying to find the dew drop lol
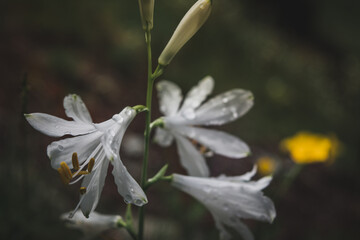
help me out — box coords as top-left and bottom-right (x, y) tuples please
(231, 108), (238, 119)
(57, 145), (64, 151)
(124, 194), (132, 204)
(222, 97), (229, 103)
(130, 187), (135, 193)
(182, 109), (196, 120)
(112, 114), (124, 124)
(134, 199), (144, 206)
(223, 203), (229, 212)
(125, 108), (133, 116)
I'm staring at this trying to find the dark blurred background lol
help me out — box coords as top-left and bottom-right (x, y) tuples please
(1, 0), (359, 239)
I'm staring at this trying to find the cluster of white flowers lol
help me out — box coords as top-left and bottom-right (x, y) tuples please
(155, 77), (276, 240)
(25, 0), (276, 239)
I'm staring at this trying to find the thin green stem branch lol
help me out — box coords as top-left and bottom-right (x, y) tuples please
(138, 27), (153, 240)
(138, 24), (165, 240)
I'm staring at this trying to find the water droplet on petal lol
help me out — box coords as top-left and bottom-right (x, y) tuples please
(57, 145), (64, 151)
(125, 108), (133, 116)
(222, 97), (229, 103)
(134, 199), (144, 206)
(112, 114), (124, 124)
(182, 109), (196, 120)
(231, 108), (238, 119)
(124, 194), (132, 204)
(223, 203), (229, 212)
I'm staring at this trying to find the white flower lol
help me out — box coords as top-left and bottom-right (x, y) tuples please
(61, 210), (121, 239)
(154, 76), (253, 177)
(25, 94), (147, 217)
(172, 167), (276, 240)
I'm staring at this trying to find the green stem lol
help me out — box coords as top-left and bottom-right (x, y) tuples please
(138, 27), (154, 240)
(138, 24), (165, 240)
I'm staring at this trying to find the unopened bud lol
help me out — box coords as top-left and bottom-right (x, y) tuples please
(158, 0), (212, 66)
(138, 0), (155, 30)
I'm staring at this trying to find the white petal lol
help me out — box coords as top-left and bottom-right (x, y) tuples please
(62, 210), (120, 236)
(213, 215), (254, 240)
(175, 126), (250, 158)
(101, 107), (137, 161)
(153, 127), (174, 147)
(47, 131), (103, 169)
(156, 81), (183, 116)
(178, 76), (214, 119)
(172, 173), (276, 238)
(111, 156), (147, 206)
(173, 134), (209, 177)
(25, 113), (96, 137)
(192, 89), (254, 125)
(80, 158), (109, 217)
(218, 166), (257, 182)
(63, 94), (93, 123)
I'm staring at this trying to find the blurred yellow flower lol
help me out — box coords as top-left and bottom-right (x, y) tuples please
(257, 156), (276, 175)
(280, 131), (339, 164)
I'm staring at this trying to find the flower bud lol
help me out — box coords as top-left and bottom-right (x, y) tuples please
(158, 0), (212, 66)
(138, 0), (155, 30)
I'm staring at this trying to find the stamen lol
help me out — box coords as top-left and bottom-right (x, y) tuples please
(60, 162), (72, 180)
(199, 145), (207, 154)
(72, 152), (79, 171)
(87, 158), (95, 173)
(57, 167), (70, 185)
(79, 187), (87, 195)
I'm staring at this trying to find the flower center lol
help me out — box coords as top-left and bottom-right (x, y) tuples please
(190, 139), (213, 157)
(57, 152), (95, 195)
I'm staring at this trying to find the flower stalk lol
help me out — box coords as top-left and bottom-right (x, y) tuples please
(138, 24), (164, 240)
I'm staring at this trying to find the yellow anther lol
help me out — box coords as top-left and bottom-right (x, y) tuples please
(57, 167), (70, 185)
(87, 158), (95, 173)
(199, 145), (207, 154)
(72, 152), (79, 171)
(60, 162), (73, 180)
(78, 171), (89, 175)
(79, 187), (87, 195)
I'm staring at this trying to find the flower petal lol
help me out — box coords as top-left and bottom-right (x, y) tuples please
(111, 156), (147, 206)
(79, 158), (109, 217)
(153, 127), (174, 147)
(101, 107), (137, 161)
(25, 113), (96, 137)
(218, 166), (257, 182)
(47, 131), (103, 169)
(61, 210), (120, 236)
(175, 126), (250, 158)
(213, 215), (254, 240)
(156, 81), (183, 116)
(192, 89), (254, 125)
(172, 173), (276, 240)
(173, 133), (209, 177)
(64, 94), (93, 123)
(178, 76), (214, 120)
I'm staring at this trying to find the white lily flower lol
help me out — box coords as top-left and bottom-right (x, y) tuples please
(172, 167), (276, 240)
(61, 210), (121, 239)
(25, 94), (147, 217)
(154, 76), (253, 177)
